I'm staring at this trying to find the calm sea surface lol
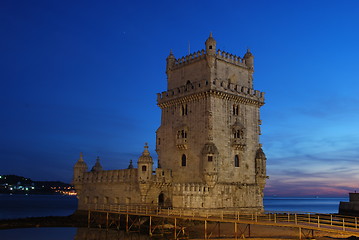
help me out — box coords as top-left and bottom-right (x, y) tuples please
(0, 194), (349, 239)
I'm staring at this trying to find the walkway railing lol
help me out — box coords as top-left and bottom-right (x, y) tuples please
(87, 204), (359, 236)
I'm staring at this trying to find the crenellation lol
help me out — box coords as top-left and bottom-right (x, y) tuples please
(216, 49), (246, 67)
(157, 79), (264, 106)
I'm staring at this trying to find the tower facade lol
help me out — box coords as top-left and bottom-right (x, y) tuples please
(156, 34), (266, 210)
(73, 34), (267, 213)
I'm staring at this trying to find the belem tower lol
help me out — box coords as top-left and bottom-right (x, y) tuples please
(73, 34), (267, 213)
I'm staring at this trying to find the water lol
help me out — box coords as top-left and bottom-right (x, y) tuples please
(264, 197), (348, 214)
(0, 195), (349, 239)
(0, 194), (78, 219)
(0, 228), (77, 240)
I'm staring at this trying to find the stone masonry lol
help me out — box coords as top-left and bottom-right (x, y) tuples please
(73, 34), (267, 213)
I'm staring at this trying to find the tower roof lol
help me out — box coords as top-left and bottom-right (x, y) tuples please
(138, 143), (153, 164)
(127, 160), (134, 169)
(244, 49), (253, 58)
(91, 156), (103, 172)
(74, 152), (88, 169)
(256, 148), (266, 160)
(205, 32), (216, 51)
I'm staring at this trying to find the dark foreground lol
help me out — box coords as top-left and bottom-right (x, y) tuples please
(0, 211), (87, 230)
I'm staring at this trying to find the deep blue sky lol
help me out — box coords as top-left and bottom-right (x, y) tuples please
(1, 0), (359, 197)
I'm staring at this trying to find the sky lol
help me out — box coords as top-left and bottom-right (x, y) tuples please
(1, 0), (359, 197)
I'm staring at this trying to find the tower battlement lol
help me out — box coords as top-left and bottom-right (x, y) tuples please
(170, 49), (249, 71)
(81, 169), (138, 183)
(157, 79), (264, 107)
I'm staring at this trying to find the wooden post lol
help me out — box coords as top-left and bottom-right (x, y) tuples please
(218, 221), (221, 238)
(87, 210), (91, 228)
(234, 222), (238, 240)
(204, 220), (207, 239)
(343, 218), (345, 231)
(174, 217), (177, 239)
(317, 215), (320, 228)
(330, 215), (333, 225)
(106, 212), (109, 229)
(149, 216), (152, 236)
(295, 214), (297, 224)
(299, 227), (302, 240)
(126, 214), (129, 232)
(248, 224), (251, 237)
(356, 217), (358, 229)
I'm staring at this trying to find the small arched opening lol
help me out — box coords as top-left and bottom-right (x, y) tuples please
(158, 193), (164, 207)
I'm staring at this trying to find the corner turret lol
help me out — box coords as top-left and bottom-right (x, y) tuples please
(205, 32), (216, 54)
(91, 156), (103, 172)
(166, 50), (175, 74)
(255, 147), (267, 192)
(73, 152), (88, 184)
(137, 143), (153, 182)
(243, 49), (254, 69)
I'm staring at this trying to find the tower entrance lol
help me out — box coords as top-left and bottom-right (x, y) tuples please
(158, 193), (164, 207)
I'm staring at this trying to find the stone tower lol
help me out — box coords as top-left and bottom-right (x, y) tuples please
(156, 34), (267, 211)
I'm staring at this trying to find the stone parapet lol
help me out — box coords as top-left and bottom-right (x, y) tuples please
(171, 49), (248, 70)
(157, 79), (264, 107)
(81, 168), (138, 183)
(173, 183), (211, 195)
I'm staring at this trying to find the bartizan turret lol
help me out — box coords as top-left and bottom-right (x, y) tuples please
(205, 32), (217, 70)
(137, 143), (154, 203)
(91, 156), (103, 172)
(255, 147), (267, 195)
(137, 143), (153, 182)
(73, 152), (88, 184)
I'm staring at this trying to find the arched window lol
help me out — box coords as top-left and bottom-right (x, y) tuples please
(234, 155), (240, 167)
(233, 104), (239, 115)
(234, 130), (241, 139)
(181, 154), (187, 166)
(181, 104), (188, 116)
(142, 165), (147, 172)
(177, 130), (187, 139)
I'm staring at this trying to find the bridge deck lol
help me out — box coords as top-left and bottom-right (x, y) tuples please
(87, 204), (359, 239)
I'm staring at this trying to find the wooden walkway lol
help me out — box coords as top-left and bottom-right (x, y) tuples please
(87, 204), (359, 239)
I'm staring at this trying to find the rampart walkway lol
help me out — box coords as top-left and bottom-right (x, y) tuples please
(87, 204), (359, 239)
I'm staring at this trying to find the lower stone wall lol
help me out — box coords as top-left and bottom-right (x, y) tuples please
(339, 201), (359, 215)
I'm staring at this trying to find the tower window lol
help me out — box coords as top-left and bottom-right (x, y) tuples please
(181, 104), (188, 116)
(177, 130), (187, 139)
(234, 130), (241, 139)
(181, 154), (187, 166)
(209, 46), (212, 49)
(208, 156), (213, 162)
(142, 165), (147, 171)
(233, 105), (239, 115)
(234, 155), (240, 168)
